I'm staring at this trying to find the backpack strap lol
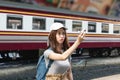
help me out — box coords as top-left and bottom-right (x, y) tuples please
(36, 55), (53, 80)
(68, 56), (71, 62)
(41, 58), (53, 79)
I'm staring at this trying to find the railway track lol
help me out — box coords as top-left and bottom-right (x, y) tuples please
(0, 56), (120, 80)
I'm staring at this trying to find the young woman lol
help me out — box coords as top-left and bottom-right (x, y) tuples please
(44, 22), (86, 80)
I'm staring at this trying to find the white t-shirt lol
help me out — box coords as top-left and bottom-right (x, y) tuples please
(44, 48), (71, 74)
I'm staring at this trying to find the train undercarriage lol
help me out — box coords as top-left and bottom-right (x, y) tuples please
(0, 47), (120, 61)
(74, 47), (120, 57)
(0, 50), (39, 62)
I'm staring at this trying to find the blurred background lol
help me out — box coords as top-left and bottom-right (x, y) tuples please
(3, 0), (120, 17)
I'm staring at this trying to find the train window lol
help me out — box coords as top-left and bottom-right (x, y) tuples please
(54, 19), (65, 26)
(113, 24), (120, 33)
(72, 21), (82, 32)
(88, 22), (96, 32)
(32, 18), (46, 30)
(7, 16), (22, 29)
(102, 23), (109, 33)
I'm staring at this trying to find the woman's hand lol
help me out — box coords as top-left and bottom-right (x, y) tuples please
(76, 29), (86, 43)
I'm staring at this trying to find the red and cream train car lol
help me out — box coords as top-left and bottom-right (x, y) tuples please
(0, 1), (120, 59)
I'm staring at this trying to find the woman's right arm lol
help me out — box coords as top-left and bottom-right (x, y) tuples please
(48, 29), (86, 60)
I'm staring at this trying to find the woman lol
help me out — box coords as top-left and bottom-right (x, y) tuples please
(44, 22), (86, 80)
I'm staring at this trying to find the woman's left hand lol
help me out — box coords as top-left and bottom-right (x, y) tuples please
(77, 29), (86, 43)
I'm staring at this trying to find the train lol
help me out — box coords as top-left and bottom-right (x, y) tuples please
(0, 1), (120, 60)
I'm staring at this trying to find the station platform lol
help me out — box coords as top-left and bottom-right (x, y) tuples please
(92, 74), (120, 80)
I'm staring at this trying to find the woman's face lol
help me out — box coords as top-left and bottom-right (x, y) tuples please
(56, 28), (66, 44)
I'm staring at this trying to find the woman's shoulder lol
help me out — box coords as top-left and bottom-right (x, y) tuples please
(44, 48), (54, 57)
(44, 48), (53, 53)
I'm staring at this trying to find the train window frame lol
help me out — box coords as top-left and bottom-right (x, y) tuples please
(54, 19), (65, 26)
(32, 17), (46, 30)
(88, 21), (96, 33)
(7, 15), (23, 30)
(72, 20), (82, 32)
(102, 23), (109, 33)
(113, 24), (120, 34)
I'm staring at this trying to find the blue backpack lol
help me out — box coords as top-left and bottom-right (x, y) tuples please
(36, 55), (53, 80)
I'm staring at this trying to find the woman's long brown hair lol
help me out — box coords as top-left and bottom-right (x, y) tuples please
(48, 28), (70, 53)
